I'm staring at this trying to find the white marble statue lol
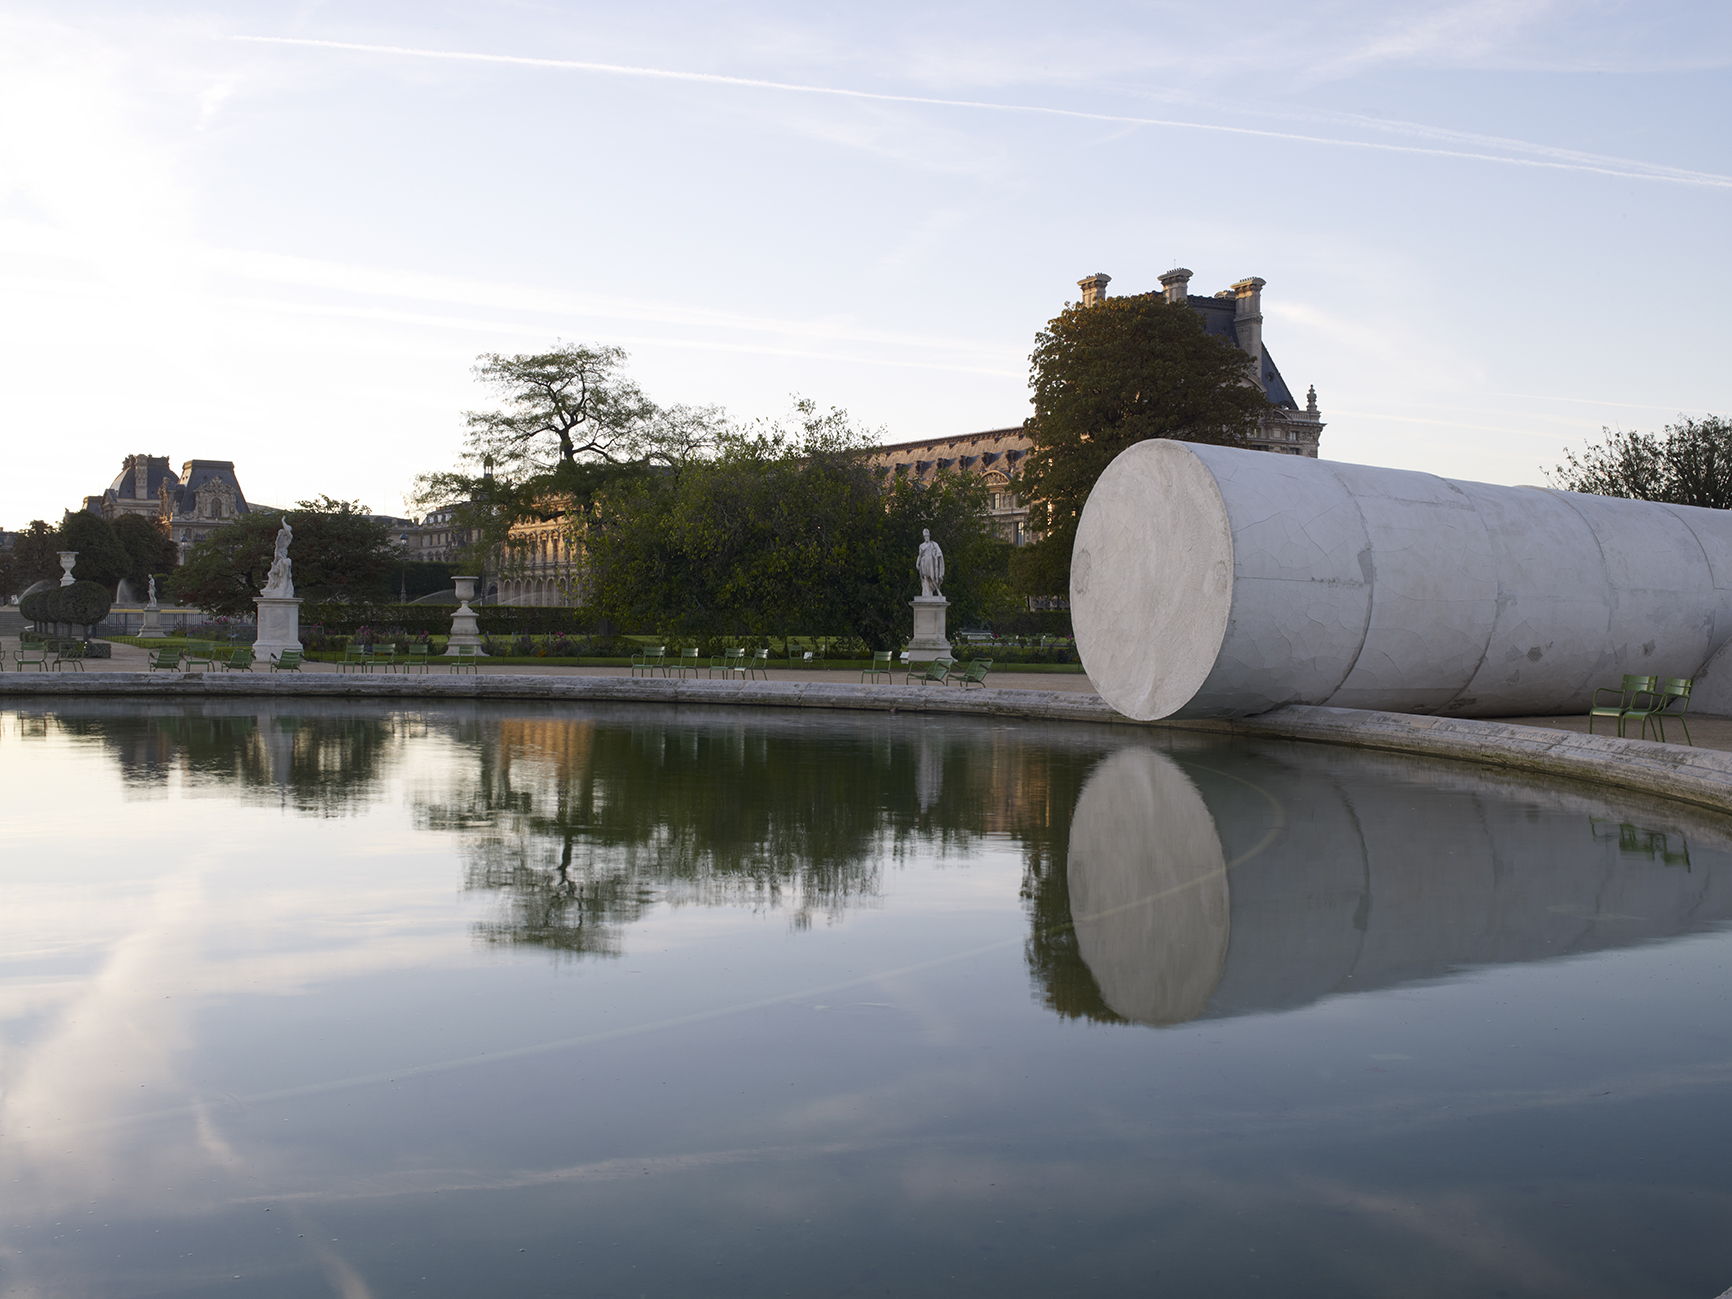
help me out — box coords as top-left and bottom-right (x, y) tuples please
(916, 529), (945, 598)
(262, 520), (295, 598)
(147, 575), (157, 606)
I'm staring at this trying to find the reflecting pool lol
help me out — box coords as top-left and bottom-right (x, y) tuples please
(3, 701), (1732, 1298)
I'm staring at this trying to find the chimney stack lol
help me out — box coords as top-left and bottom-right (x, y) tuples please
(1076, 273), (1111, 307)
(1157, 268), (1193, 305)
(1231, 277), (1266, 386)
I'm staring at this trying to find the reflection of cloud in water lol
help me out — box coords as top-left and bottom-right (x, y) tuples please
(1064, 741), (1732, 1027)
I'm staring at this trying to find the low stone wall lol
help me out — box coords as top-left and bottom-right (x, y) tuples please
(4, 673), (1730, 816)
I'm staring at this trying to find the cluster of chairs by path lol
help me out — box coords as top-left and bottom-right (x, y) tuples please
(1588, 674), (1695, 745)
(4, 632), (92, 672)
(141, 643), (293, 673)
(625, 645), (993, 689)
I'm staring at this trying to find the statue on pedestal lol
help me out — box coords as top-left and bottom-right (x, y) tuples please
(917, 529), (945, 597)
(906, 530), (951, 664)
(262, 520), (295, 598)
(146, 575), (157, 607)
(254, 519), (303, 663)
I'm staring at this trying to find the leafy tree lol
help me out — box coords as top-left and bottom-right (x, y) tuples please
(168, 497), (398, 614)
(110, 513), (179, 595)
(1548, 416), (1732, 508)
(2, 520), (61, 599)
(411, 342), (726, 577)
(58, 510), (131, 591)
(1016, 293), (1269, 594)
(585, 401), (1012, 647)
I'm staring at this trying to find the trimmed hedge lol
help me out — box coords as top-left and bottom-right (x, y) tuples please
(300, 601), (604, 638)
(20, 581), (114, 631)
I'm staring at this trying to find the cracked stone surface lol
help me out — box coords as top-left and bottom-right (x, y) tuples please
(1073, 440), (1732, 720)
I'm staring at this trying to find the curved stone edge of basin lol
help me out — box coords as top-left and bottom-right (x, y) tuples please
(6, 673), (1732, 817)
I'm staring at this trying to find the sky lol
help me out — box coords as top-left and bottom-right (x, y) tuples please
(1, 0), (1728, 526)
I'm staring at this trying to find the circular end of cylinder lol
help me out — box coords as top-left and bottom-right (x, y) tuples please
(1071, 441), (1234, 720)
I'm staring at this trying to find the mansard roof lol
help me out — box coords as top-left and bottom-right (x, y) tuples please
(104, 455), (180, 502)
(167, 460), (251, 516)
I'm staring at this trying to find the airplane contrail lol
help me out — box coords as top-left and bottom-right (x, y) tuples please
(234, 35), (1732, 190)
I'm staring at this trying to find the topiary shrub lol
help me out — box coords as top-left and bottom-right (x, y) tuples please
(20, 581), (113, 634)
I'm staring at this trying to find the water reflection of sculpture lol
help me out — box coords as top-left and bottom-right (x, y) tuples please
(1050, 743), (1732, 1027)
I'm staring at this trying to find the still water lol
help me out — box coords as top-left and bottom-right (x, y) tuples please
(2, 701), (1731, 1298)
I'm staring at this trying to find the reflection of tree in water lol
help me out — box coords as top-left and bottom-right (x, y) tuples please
(1014, 746), (1126, 1026)
(419, 713), (1111, 962)
(51, 710), (400, 816)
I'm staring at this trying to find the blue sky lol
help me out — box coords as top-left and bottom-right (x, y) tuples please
(1, 1), (1728, 525)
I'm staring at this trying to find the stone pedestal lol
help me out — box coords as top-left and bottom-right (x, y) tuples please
(906, 596), (952, 663)
(137, 604), (167, 639)
(444, 575), (487, 656)
(253, 596), (303, 664)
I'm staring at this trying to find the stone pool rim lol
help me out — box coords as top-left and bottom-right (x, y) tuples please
(4, 672), (1729, 818)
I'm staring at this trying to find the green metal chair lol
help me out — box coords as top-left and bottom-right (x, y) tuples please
(402, 648), (430, 674)
(861, 650), (893, 683)
(270, 650), (303, 672)
(183, 640), (215, 671)
(146, 647), (182, 672)
(220, 646), (255, 671)
(15, 643), (49, 671)
(629, 646), (667, 678)
(450, 644), (481, 675)
(748, 648), (771, 680)
(671, 647), (702, 679)
(1646, 677), (1694, 746)
(50, 641), (88, 672)
(1588, 674), (1656, 738)
(954, 658), (993, 689)
(710, 648), (747, 679)
(906, 657), (953, 685)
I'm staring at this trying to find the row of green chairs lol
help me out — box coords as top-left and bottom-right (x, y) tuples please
(708, 648), (771, 680)
(141, 647), (297, 672)
(337, 647), (440, 674)
(629, 646), (775, 680)
(8, 641), (84, 671)
(1588, 674), (1693, 745)
(897, 657), (994, 689)
(861, 653), (992, 689)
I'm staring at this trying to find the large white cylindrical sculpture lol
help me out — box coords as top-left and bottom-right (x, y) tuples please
(1072, 440), (1732, 719)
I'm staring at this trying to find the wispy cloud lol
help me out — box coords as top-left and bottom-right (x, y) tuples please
(233, 36), (1732, 190)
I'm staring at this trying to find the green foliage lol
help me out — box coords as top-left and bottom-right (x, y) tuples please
(109, 513), (179, 594)
(20, 580), (113, 631)
(584, 402), (1013, 649)
(58, 510), (130, 591)
(1018, 293), (1268, 593)
(168, 499), (398, 615)
(300, 600), (604, 638)
(1, 520), (61, 598)
(1548, 416), (1732, 508)
(410, 343), (727, 570)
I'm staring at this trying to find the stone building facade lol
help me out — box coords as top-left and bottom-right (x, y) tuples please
(865, 268), (1326, 548)
(87, 455), (260, 565)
